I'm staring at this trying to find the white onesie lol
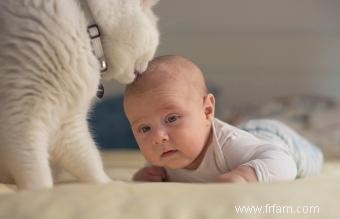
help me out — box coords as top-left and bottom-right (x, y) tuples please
(165, 118), (323, 183)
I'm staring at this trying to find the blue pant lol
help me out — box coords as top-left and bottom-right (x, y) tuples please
(240, 119), (323, 178)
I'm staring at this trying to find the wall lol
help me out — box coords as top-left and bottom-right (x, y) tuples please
(103, 0), (340, 109)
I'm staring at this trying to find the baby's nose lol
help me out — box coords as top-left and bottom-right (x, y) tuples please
(153, 128), (169, 145)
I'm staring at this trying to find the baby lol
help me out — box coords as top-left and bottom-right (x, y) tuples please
(123, 55), (323, 183)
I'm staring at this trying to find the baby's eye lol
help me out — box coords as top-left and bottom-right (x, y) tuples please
(165, 115), (180, 124)
(140, 126), (151, 133)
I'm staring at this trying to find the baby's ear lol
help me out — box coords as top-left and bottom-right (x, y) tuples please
(140, 0), (159, 10)
(204, 94), (215, 121)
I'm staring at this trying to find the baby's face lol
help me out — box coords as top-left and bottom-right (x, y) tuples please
(124, 85), (213, 169)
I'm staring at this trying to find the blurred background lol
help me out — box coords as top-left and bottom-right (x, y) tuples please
(90, 0), (340, 150)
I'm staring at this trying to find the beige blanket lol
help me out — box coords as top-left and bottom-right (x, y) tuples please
(0, 150), (339, 219)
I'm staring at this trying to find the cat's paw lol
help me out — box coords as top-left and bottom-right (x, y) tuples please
(99, 175), (113, 184)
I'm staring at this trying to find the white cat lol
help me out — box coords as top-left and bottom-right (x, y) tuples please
(0, 0), (159, 190)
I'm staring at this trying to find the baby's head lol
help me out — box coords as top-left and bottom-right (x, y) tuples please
(124, 55), (215, 169)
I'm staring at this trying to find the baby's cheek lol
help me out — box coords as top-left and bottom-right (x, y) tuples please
(140, 146), (159, 164)
(178, 132), (201, 152)
(189, 137), (207, 156)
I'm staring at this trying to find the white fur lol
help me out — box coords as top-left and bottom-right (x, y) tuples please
(0, 0), (159, 190)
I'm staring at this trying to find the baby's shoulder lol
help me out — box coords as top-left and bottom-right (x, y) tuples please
(214, 118), (262, 147)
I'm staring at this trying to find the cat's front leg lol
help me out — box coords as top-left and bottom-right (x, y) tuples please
(6, 131), (54, 190)
(55, 115), (111, 184)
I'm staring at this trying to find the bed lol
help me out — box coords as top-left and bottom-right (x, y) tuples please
(1, 95), (340, 219)
(0, 150), (339, 219)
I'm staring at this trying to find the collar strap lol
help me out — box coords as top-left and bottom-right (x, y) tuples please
(79, 0), (107, 72)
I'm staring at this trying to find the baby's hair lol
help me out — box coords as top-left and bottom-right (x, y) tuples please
(125, 55), (208, 97)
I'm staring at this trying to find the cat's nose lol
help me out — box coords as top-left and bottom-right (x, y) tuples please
(135, 60), (148, 74)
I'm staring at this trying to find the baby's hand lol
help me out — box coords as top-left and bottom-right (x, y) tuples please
(215, 166), (258, 183)
(132, 166), (167, 182)
(215, 172), (248, 183)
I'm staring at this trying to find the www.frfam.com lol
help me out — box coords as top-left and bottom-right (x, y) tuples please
(234, 204), (320, 214)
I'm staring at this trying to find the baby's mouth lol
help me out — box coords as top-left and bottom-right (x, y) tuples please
(161, 149), (178, 158)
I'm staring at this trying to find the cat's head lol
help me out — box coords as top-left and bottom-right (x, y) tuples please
(88, 0), (160, 84)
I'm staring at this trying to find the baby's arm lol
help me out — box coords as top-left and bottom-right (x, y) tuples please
(215, 165), (258, 183)
(222, 147), (297, 183)
(221, 131), (297, 183)
(132, 166), (167, 182)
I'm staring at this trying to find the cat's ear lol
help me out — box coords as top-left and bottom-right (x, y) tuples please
(140, 0), (159, 10)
